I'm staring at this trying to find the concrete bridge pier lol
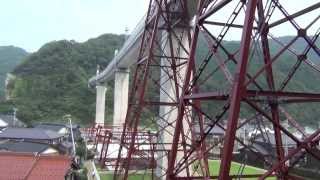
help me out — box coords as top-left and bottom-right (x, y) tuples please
(95, 85), (107, 126)
(113, 68), (129, 127)
(158, 28), (191, 178)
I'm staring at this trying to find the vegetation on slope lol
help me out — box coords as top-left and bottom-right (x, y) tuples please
(3, 33), (320, 127)
(0, 46), (28, 99)
(7, 34), (125, 125)
(195, 35), (320, 127)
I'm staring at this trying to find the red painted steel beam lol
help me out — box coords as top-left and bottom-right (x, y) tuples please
(246, 99), (320, 166)
(189, 82), (308, 103)
(118, 0), (164, 178)
(99, 130), (108, 162)
(245, 100), (300, 144)
(171, 102), (230, 175)
(204, 20), (258, 29)
(252, 98), (320, 104)
(218, 0), (258, 179)
(256, 2), (285, 173)
(183, 91), (229, 101)
(245, 36), (299, 87)
(279, 107), (307, 137)
(246, 90), (320, 99)
(101, 133), (112, 168)
(166, 1), (204, 179)
(172, 102), (274, 176)
(246, 25), (316, 170)
(259, 129), (320, 179)
(199, 26), (265, 91)
(199, 0), (232, 21)
(191, 78), (210, 178)
(143, 101), (178, 106)
(113, 0), (155, 177)
(269, 2), (320, 28)
(110, 0), (320, 179)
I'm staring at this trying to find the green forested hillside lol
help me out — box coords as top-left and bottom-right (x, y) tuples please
(196, 35), (320, 127)
(0, 46), (28, 98)
(4, 34), (320, 127)
(7, 34), (125, 125)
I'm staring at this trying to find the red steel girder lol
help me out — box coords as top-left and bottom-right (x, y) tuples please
(110, 0), (320, 179)
(218, 0), (258, 179)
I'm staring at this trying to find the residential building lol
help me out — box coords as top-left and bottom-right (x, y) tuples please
(0, 127), (64, 144)
(35, 122), (82, 141)
(0, 152), (74, 180)
(0, 140), (59, 155)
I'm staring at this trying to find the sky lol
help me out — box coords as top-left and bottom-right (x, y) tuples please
(0, 0), (149, 52)
(0, 0), (318, 52)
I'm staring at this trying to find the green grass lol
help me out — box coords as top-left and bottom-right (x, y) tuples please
(99, 160), (275, 180)
(195, 160), (276, 179)
(99, 173), (152, 180)
(208, 160), (265, 175)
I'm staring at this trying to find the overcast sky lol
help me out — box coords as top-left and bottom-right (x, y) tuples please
(0, 0), (318, 52)
(0, 0), (148, 52)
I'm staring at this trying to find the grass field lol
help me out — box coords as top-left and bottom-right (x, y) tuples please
(99, 160), (275, 179)
(207, 160), (264, 175)
(100, 173), (152, 180)
(193, 160), (275, 179)
(207, 160), (275, 179)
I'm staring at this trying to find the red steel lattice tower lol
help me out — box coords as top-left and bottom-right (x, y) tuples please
(112, 0), (320, 179)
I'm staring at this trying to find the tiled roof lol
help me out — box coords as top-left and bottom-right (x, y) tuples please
(254, 132), (296, 146)
(0, 152), (71, 180)
(35, 123), (66, 132)
(35, 122), (80, 131)
(0, 140), (51, 153)
(0, 128), (64, 140)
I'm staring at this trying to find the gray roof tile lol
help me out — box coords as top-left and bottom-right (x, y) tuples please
(0, 140), (50, 153)
(0, 128), (63, 140)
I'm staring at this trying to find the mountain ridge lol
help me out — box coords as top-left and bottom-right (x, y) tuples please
(0, 46), (28, 99)
(1, 34), (319, 127)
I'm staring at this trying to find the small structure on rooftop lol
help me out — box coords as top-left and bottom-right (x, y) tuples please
(239, 131), (298, 168)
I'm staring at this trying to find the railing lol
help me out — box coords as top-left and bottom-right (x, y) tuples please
(88, 14), (147, 86)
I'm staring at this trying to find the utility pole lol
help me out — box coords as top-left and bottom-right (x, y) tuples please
(64, 114), (76, 156)
(69, 118), (76, 156)
(13, 107), (17, 127)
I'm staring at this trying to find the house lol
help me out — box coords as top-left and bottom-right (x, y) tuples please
(0, 127), (64, 144)
(0, 140), (59, 155)
(66, 123), (82, 140)
(194, 124), (224, 137)
(0, 152), (74, 180)
(35, 122), (82, 141)
(253, 132), (296, 148)
(35, 123), (69, 135)
(238, 132), (297, 168)
(194, 124), (225, 158)
(57, 141), (74, 155)
(0, 114), (26, 129)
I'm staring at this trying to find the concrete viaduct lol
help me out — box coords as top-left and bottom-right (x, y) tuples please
(88, 0), (197, 127)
